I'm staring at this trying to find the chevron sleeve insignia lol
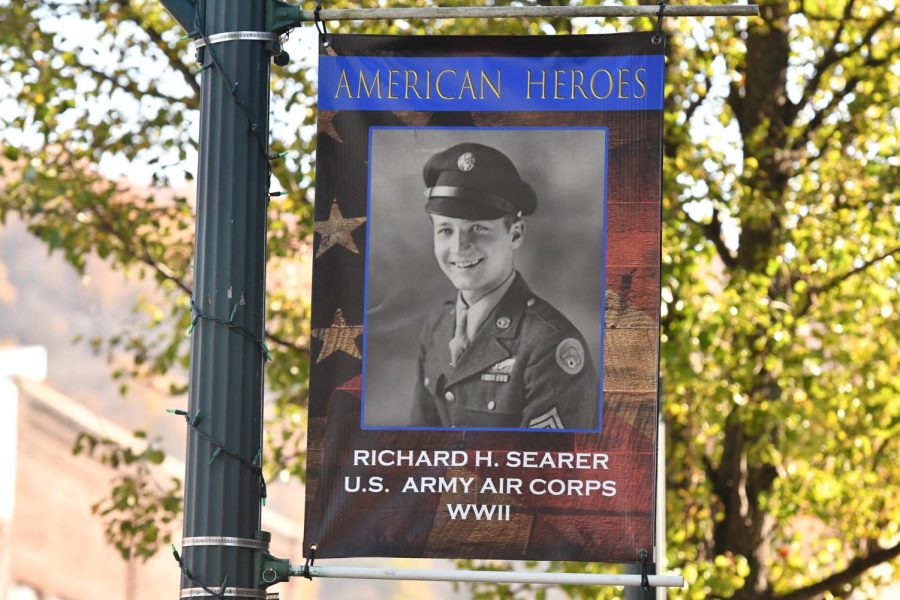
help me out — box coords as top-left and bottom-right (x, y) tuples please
(528, 407), (564, 429)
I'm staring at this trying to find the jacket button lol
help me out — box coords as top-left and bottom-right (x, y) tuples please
(424, 377), (430, 386)
(444, 391), (455, 403)
(487, 400), (496, 411)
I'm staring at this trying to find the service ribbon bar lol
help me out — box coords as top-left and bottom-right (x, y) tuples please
(319, 55), (665, 112)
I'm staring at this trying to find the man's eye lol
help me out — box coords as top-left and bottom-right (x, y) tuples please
(472, 225), (487, 232)
(436, 228), (451, 235)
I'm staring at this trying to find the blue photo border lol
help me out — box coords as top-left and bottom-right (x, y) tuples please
(360, 126), (609, 433)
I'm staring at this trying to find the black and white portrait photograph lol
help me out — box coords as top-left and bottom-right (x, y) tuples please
(361, 127), (607, 431)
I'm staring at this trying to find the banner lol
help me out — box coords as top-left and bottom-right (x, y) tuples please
(304, 33), (663, 563)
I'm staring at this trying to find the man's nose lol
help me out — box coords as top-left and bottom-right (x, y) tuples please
(451, 229), (472, 252)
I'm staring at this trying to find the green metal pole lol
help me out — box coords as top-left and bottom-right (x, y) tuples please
(178, 0), (271, 597)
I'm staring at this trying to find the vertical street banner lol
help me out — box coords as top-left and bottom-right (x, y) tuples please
(304, 33), (664, 563)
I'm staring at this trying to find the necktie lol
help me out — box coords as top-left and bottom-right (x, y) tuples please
(448, 305), (468, 367)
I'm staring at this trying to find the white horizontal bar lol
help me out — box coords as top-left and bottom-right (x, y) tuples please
(303, 4), (758, 22)
(291, 565), (684, 588)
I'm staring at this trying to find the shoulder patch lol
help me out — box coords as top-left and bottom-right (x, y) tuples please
(555, 337), (585, 375)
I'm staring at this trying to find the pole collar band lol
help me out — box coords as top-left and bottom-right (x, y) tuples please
(194, 31), (280, 49)
(182, 536), (269, 551)
(180, 587), (268, 598)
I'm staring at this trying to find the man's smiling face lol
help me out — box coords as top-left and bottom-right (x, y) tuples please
(432, 215), (524, 304)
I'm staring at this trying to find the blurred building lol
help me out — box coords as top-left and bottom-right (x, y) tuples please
(0, 346), (308, 600)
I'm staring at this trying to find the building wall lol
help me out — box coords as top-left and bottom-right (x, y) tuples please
(4, 382), (310, 600)
(9, 387), (177, 600)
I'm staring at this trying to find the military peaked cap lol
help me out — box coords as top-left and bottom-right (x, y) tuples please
(423, 143), (538, 220)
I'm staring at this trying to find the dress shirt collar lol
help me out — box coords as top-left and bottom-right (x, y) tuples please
(456, 270), (517, 341)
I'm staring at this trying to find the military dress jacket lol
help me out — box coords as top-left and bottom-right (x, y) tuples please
(411, 274), (599, 429)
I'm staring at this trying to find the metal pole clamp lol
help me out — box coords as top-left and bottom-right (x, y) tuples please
(180, 587), (269, 598)
(193, 31), (280, 48)
(182, 536), (269, 551)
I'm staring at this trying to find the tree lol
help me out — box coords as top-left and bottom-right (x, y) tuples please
(0, 0), (897, 597)
(657, 2), (899, 597)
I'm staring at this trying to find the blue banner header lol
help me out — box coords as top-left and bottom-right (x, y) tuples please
(319, 55), (664, 112)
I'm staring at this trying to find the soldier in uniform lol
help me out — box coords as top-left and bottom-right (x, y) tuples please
(411, 142), (599, 429)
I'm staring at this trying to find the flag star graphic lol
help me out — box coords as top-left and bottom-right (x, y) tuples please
(312, 308), (363, 363)
(314, 199), (367, 259)
(318, 110), (343, 142)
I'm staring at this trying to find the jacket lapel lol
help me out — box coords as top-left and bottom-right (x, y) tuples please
(444, 274), (532, 387)
(425, 306), (455, 396)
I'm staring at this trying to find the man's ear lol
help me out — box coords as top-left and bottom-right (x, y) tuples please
(510, 220), (525, 249)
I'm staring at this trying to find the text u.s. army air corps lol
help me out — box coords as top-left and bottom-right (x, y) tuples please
(344, 450), (617, 521)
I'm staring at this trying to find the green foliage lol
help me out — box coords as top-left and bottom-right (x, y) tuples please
(658, 2), (899, 598)
(2, 0), (898, 598)
(72, 430), (182, 561)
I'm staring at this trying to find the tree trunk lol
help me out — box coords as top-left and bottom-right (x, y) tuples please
(712, 4), (793, 594)
(710, 420), (778, 598)
(731, 1), (792, 271)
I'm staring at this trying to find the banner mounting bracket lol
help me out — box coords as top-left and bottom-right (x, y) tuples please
(288, 4), (757, 24)
(254, 531), (291, 589)
(288, 564), (685, 588)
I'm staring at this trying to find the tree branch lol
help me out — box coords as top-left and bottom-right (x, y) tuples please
(796, 246), (900, 318)
(120, 0), (201, 100)
(699, 208), (739, 268)
(791, 50), (893, 152)
(790, 13), (897, 151)
(813, 246), (900, 298)
(663, 73), (712, 160)
(783, 0), (857, 127)
(869, 435), (893, 471)
(683, 72), (712, 126)
(798, 0), (895, 23)
(777, 540), (900, 600)
(84, 201), (306, 354)
(701, 453), (725, 499)
(727, 78), (745, 133)
(84, 201), (192, 293)
(81, 63), (191, 107)
(264, 329), (306, 353)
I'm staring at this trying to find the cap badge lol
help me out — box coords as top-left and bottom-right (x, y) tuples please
(457, 152), (476, 172)
(496, 316), (511, 329)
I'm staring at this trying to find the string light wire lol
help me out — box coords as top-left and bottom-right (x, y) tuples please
(172, 544), (228, 599)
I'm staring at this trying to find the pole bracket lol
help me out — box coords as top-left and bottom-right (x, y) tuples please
(267, 0), (304, 34)
(254, 531), (292, 588)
